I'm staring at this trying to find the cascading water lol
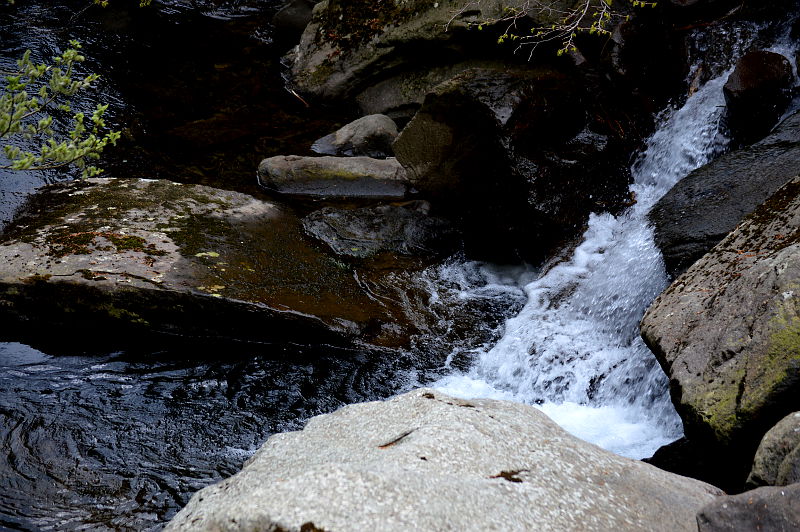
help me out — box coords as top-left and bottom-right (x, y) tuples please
(434, 67), (736, 459)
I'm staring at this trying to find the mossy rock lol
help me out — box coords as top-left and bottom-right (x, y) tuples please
(0, 178), (417, 347)
(642, 176), (800, 485)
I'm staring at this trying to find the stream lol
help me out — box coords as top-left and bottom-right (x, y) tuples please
(1, 1), (797, 530)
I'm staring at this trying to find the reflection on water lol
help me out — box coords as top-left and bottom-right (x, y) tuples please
(0, 341), (421, 530)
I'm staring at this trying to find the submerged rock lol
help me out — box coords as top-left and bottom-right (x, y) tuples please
(311, 114), (398, 158)
(257, 155), (408, 198)
(723, 50), (794, 146)
(0, 178), (416, 347)
(696, 484), (800, 532)
(650, 109), (800, 278)
(167, 388), (721, 531)
(642, 176), (800, 487)
(748, 411), (800, 488)
(302, 201), (459, 259)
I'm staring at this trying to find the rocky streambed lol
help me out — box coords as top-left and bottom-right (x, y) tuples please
(3, 0), (800, 530)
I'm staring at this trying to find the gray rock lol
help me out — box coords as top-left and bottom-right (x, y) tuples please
(696, 484), (800, 532)
(311, 114), (398, 158)
(723, 50), (794, 146)
(642, 177), (800, 466)
(650, 109), (800, 278)
(257, 155), (408, 198)
(302, 201), (458, 259)
(289, 0), (574, 100)
(748, 412), (800, 488)
(0, 178), (417, 347)
(167, 388), (722, 531)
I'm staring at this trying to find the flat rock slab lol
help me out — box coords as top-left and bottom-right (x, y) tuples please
(257, 155), (408, 198)
(0, 178), (411, 346)
(642, 177), (800, 454)
(167, 388), (721, 532)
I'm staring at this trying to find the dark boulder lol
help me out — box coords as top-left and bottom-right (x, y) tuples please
(696, 484), (800, 532)
(723, 50), (794, 146)
(650, 109), (800, 278)
(747, 412), (800, 489)
(302, 201), (459, 259)
(393, 67), (634, 262)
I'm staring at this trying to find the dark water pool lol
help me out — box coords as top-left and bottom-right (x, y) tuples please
(0, 340), (426, 530)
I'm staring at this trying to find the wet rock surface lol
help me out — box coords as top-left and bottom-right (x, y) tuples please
(748, 411), (800, 488)
(311, 114), (398, 158)
(257, 155), (408, 198)
(696, 484), (800, 532)
(642, 176), (800, 487)
(650, 110), (800, 278)
(302, 201), (459, 259)
(167, 388), (722, 532)
(723, 50), (794, 146)
(0, 178), (416, 347)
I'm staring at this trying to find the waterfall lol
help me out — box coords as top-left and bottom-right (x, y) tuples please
(433, 68), (735, 459)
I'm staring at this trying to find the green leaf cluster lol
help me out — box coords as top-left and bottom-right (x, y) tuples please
(1, 40), (120, 177)
(473, 0), (658, 57)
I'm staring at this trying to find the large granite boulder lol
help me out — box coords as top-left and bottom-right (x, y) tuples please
(650, 109), (800, 278)
(696, 484), (800, 532)
(723, 50), (794, 147)
(393, 66), (634, 261)
(0, 178), (417, 348)
(748, 411), (800, 488)
(257, 155), (408, 198)
(289, 0), (577, 101)
(642, 176), (800, 487)
(167, 388), (721, 531)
